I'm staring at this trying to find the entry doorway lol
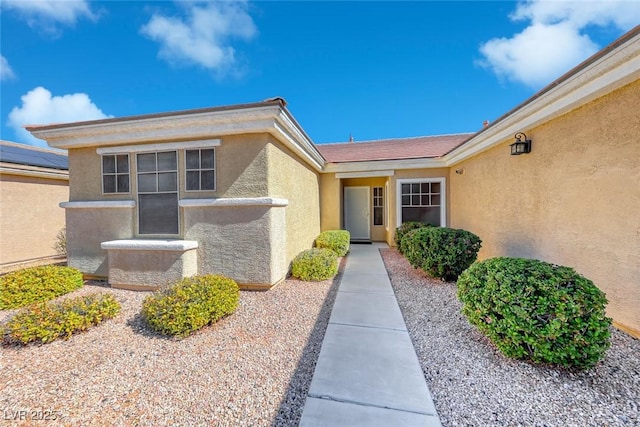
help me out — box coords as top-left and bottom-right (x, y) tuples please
(344, 186), (370, 241)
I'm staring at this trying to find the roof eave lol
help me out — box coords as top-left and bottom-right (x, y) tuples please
(443, 26), (640, 166)
(27, 101), (326, 172)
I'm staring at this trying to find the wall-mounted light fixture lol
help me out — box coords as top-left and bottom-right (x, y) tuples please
(510, 132), (532, 155)
(455, 168), (465, 175)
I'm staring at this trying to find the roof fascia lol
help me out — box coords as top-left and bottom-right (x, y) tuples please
(0, 163), (69, 181)
(27, 104), (325, 172)
(443, 29), (640, 166)
(324, 158), (445, 174)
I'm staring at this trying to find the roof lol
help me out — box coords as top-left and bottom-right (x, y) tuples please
(0, 140), (68, 170)
(316, 133), (474, 163)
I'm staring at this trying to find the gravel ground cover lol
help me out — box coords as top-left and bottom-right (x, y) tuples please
(1, 267), (341, 426)
(381, 248), (640, 427)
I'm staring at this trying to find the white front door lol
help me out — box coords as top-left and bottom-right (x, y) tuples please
(344, 186), (370, 241)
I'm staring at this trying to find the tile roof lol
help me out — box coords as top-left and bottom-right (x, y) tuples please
(316, 133), (474, 163)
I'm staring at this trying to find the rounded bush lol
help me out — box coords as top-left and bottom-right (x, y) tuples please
(2, 293), (121, 345)
(291, 248), (338, 281)
(394, 221), (431, 253)
(457, 257), (612, 370)
(142, 275), (239, 338)
(402, 227), (482, 281)
(1, 265), (83, 309)
(315, 230), (350, 257)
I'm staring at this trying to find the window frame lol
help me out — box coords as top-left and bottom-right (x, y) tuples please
(136, 150), (180, 236)
(396, 178), (446, 228)
(372, 186), (384, 226)
(184, 148), (217, 192)
(101, 153), (131, 195)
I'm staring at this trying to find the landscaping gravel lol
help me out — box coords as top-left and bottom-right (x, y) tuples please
(0, 268), (341, 426)
(381, 248), (640, 427)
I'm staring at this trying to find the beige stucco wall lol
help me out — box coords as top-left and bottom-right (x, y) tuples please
(266, 137), (321, 265)
(449, 79), (640, 336)
(0, 172), (68, 266)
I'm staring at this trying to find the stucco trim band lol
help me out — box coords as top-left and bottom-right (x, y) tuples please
(335, 170), (395, 179)
(179, 197), (289, 208)
(96, 139), (221, 155)
(101, 239), (198, 251)
(60, 200), (136, 209)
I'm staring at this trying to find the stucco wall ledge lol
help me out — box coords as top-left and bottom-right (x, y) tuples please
(179, 197), (289, 208)
(60, 200), (136, 209)
(101, 239), (198, 251)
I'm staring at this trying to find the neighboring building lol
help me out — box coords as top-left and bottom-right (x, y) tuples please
(27, 27), (639, 336)
(0, 140), (69, 272)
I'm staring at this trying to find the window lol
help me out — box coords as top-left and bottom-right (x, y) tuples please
(398, 179), (445, 227)
(102, 154), (129, 193)
(137, 151), (179, 235)
(185, 149), (215, 191)
(373, 186), (384, 226)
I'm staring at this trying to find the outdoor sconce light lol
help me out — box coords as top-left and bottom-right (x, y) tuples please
(510, 132), (532, 155)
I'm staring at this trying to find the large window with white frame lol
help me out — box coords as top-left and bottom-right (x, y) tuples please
(137, 151), (179, 235)
(397, 178), (446, 227)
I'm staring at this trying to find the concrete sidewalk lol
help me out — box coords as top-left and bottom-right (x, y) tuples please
(299, 243), (442, 427)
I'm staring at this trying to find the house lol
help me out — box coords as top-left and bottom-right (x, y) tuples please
(0, 140), (69, 272)
(27, 26), (639, 337)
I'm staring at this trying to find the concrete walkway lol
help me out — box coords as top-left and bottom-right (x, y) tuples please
(299, 243), (442, 427)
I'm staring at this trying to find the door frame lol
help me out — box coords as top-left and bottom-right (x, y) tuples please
(344, 186), (371, 241)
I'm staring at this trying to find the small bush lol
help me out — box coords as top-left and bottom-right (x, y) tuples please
(402, 227), (481, 281)
(2, 294), (120, 345)
(54, 227), (67, 256)
(142, 275), (239, 338)
(1, 266), (83, 309)
(315, 230), (350, 256)
(394, 221), (431, 253)
(291, 248), (338, 281)
(457, 257), (612, 370)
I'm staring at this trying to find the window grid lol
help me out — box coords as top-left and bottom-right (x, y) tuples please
(136, 152), (178, 195)
(400, 182), (441, 207)
(185, 149), (216, 191)
(102, 154), (130, 194)
(373, 186), (384, 226)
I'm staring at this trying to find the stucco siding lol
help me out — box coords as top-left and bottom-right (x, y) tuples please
(0, 173), (68, 266)
(266, 138), (320, 265)
(449, 80), (640, 336)
(320, 173), (341, 231)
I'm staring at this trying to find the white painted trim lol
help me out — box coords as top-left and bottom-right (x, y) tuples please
(60, 200), (136, 209)
(325, 158), (445, 173)
(396, 178), (446, 228)
(335, 170), (395, 179)
(271, 121), (324, 171)
(101, 239), (198, 251)
(97, 139), (221, 155)
(179, 197), (289, 208)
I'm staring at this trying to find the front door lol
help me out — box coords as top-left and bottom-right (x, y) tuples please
(344, 186), (370, 241)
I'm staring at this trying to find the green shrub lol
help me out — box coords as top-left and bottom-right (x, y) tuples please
(315, 230), (350, 257)
(402, 227), (481, 281)
(291, 248), (338, 281)
(1, 265), (83, 309)
(457, 257), (612, 370)
(142, 275), (239, 338)
(394, 221), (431, 253)
(2, 293), (120, 345)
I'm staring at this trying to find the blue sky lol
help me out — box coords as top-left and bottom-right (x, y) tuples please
(1, 1), (637, 147)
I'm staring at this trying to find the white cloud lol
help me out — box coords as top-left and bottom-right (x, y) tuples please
(8, 87), (111, 147)
(140, 1), (257, 74)
(2, 0), (97, 35)
(479, 0), (640, 88)
(1, 55), (16, 81)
